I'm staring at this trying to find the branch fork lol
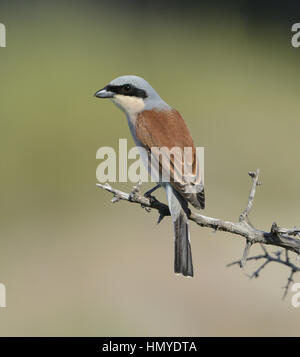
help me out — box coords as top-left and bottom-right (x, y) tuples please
(96, 169), (300, 298)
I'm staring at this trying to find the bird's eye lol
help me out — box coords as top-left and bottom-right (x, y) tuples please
(123, 84), (131, 92)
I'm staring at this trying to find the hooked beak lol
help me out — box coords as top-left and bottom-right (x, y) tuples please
(94, 87), (114, 99)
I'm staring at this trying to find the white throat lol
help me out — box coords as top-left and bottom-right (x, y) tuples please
(111, 94), (145, 148)
(111, 94), (145, 117)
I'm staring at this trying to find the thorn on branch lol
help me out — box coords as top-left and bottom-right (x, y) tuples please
(274, 249), (283, 259)
(240, 240), (252, 268)
(271, 222), (300, 239)
(248, 260), (270, 279)
(239, 169), (260, 223)
(157, 214), (165, 224)
(285, 249), (290, 263)
(282, 269), (295, 300)
(271, 222), (279, 235)
(111, 194), (121, 203)
(129, 180), (142, 198)
(212, 225), (219, 233)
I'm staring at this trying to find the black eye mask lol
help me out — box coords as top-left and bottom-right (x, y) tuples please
(106, 84), (148, 99)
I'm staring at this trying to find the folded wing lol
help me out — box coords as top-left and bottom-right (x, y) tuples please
(135, 108), (205, 209)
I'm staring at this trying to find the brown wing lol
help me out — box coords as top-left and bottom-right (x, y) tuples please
(135, 109), (205, 209)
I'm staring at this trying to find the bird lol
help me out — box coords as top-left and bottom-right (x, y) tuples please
(94, 75), (204, 277)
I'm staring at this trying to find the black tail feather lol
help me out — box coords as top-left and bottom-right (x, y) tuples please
(174, 210), (193, 277)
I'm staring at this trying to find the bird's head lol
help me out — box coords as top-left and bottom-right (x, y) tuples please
(94, 75), (170, 115)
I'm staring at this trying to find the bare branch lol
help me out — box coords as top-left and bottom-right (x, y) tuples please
(239, 170), (260, 223)
(248, 260), (270, 279)
(228, 245), (300, 299)
(96, 170), (300, 297)
(282, 269), (296, 300)
(96, 171), (300, 256)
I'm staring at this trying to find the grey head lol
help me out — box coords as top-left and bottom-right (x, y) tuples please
(94, 75), (171, 114)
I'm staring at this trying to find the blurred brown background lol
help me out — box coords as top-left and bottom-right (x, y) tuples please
(0, 0), (300, 336)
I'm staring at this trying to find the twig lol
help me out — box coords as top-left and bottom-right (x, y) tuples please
(96, 170), (300, 298)
(96, 170), (300, 255)
(239, 170), (260, 223)
(240, 240), (252, 268)
(228, 245), (300, 299)
(282, 269), (296, 300)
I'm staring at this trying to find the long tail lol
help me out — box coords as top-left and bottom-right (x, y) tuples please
(165, 184), (193, 277)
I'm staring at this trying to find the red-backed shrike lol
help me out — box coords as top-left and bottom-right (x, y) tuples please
(95, 75), (204, 277)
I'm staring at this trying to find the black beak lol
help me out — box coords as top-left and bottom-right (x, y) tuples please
(94, 87), (114, 99)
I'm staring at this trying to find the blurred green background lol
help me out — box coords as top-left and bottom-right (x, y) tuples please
(0, 0), (300, 336)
